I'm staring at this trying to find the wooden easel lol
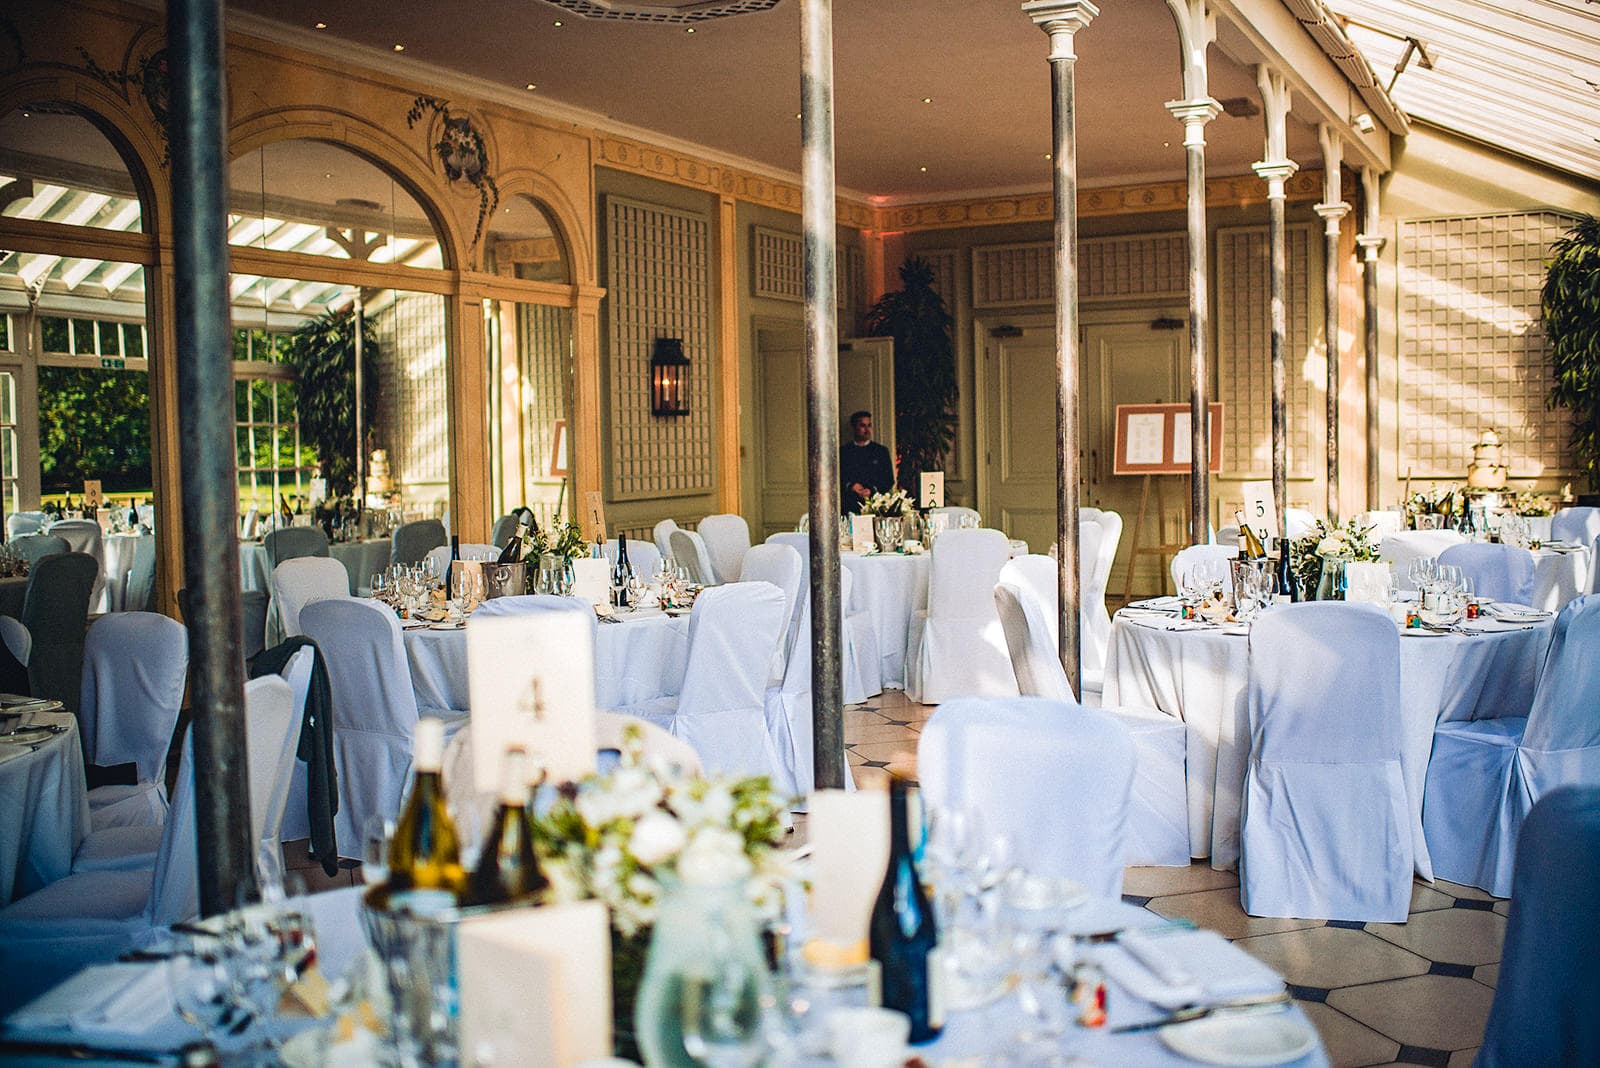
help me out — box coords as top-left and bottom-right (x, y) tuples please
(1120, 474), (1189, 605)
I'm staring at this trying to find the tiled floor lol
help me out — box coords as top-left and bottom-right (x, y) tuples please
(841, 691), (1505, 1068)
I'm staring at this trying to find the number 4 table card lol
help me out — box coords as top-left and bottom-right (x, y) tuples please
(458, 900), (612, 1065)
(467, 613), (596, 787)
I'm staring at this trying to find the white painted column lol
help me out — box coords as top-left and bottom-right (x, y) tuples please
(1253, 66), (1298, 537)
(1356, 165), (1386, 510)
(1315, 125), (1350, 523)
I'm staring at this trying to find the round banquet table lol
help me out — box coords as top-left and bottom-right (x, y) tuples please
(0, 709), (89, 903)
(1530, 544), (1590, 611)
(239, 538), (393, 596)
(839, 549), (930, 690)
(1104, 610), (1554, 879)
(403, 605), (691, 714)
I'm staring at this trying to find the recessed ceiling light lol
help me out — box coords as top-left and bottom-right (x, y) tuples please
(921, 97), (933, 104)
(1044, 153), (1052, 160)
(393, 43), (405, 51)
(1163, 140), (1170, 148)
(314, 21), (327, 29)
(919, 166), (928, 173)
(526, 83), (538, 90)
(795, 113), (802, 120)
(685, 26), (696, 33)
(553, 19), (563, 26)
(324, 172), (332, 179)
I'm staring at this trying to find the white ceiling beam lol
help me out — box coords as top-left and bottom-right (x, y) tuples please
(11, 183), (68, 221)
(99, 261), (141, 296)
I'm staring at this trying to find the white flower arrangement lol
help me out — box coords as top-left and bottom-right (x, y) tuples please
(533, 728), (793, 937)
(1311, 518), (1381, 562)
(859, 488), (913, 517)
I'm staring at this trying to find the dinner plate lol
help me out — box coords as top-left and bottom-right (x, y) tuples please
(1159, 1011), (1317, 1066)
(1401, 627), (1448, 637)
(428, 621), (464, 630)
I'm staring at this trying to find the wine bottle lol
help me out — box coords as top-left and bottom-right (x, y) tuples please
(381, 718), (466, 914)
(447, 535), (460, 598)
(467, 748), (548, 906)
(497, 519), (529, 564)
(1276, 537), (1299, 602)
(614, 537), (633, 608)
(869, 778), (943, 1044)
(1235, 510), (1266, 559)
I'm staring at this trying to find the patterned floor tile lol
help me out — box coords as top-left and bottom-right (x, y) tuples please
(1121, 862), (1239, 898)
(1234, 926), (1431, 990)
(1299, 1001), (1400, 1068)
(1326, 975), (1495, 1051)
(1146, 887), (1322, 940)
(1368, 908), (1506, 967)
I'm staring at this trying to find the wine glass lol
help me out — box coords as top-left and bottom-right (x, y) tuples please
(361, 815), (394, 886)
(168, 942), (232, 1044)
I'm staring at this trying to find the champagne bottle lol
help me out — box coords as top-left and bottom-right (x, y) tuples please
(1235, 510), (1266, 559)
(869, 778), (943, 1044)
(381, 718), (466, 914)
(497, 519), (529, 564)
(1276, 536), (1299, 602)
(614, 537), (633, 607)
(467, 748), (548, 906)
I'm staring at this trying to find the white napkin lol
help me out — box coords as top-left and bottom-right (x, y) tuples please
(1486, 604), (1551, 623)
(1095, 929), (1284, 1009)
(1127, 615), (1212, 632)
(8, 962), (171, 1037)
(1127, 596), (1182, 612)
(1460, 618), (1536, 633)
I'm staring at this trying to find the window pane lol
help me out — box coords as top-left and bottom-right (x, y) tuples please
(70, 319), (95, 356)
(40, 317), (68, 352)
(0, 315), (9, 351)
(97, 320), (121, 357)
(235, 378), (250, 422)
(37, 366), (150, 498)
(487, 196), (570, 284)
(0, 107), (144, 232)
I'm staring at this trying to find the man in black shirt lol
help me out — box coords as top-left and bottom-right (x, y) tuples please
(841, 410), (895, 512)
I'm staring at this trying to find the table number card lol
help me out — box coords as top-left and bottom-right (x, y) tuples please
(82, 480), (102, 510)
(467, 613), (596, 785)
(849, 514), (876, 553)
(806, 788), (889, 961)
(1238, 480), (1280, 542)
(458, 900), (611, 1066)
(919, 471), (946, 509)
(582, 491), (607, 544)
(570, 557), (610, 606)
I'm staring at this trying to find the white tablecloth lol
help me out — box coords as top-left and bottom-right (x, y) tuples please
(100, 534), (151, 613)
(1531, 545), (1590, 611)
(0, 711), (88, 903)
(839, 551), (930, 690)
(1104, 612), (1553, 878)
(403, 607), (691, 713)
(240, 539), (392, 596)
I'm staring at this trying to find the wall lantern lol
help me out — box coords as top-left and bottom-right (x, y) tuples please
(650, 337), (691, 416)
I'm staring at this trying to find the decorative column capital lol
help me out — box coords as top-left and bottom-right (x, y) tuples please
(1356, 234), (1386, 261)
(1166, 97), (1223, 145)
(1252, 159), (1300, 198)
(1315, 200), (1351, 234)
(1023, 0), (1099, 56)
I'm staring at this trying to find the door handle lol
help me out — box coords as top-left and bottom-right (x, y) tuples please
(1090, 448), (1100, 486)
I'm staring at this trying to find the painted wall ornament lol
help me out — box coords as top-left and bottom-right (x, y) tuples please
(74, 43), (171, 164)
(406, 95), (499, 248)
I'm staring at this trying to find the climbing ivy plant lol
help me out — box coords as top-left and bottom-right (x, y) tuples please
(864, 257), (958, 503)
(1545, 215), (1600, 490)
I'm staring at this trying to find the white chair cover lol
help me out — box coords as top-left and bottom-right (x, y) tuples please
(904, 528), (1017, 703)
(0, 677), (296, 1011)
(259, 647), (315, 863)
(1550, 506), (1600, 547)
(0, 616), (29, 667)
(1283, 508), (1318, 539)
(596, 711), (702, 775)
(697, 514), (752, 584)
(929, 506), (982, 528)
(271, 556), (350, 639)
(78, 613), (187, 782)
(1214, 525), (1242, 547)
(1001, 542), (1106, 695)
(123, 536), (157, 613)
(1438, 542), (1536, 606)
(5, 511), (47, 538)
(1169, 544), (1240, 594)
(489, 514), (519, 550)
(601, 538), (664, 581)
(994, 582), (1189, 866)
(391, 519), (447, 567)
(919, 697), (1135, 899)
(1241, 603), (1411, 921)
(1423, 594), (1600, 897)
(1379, 529), (1468, 591)
(9, 533), (67, 567)
(617, 582), (788, 783)
(424, 542), (500, 577)
(1357, 511), (1406, 539)
(1080, 507), (1122, 671)
(739, 543), (804, 684)
(839, 565), (882, 704)
(49, 520), (106, 612)
(240, 506), (261, 540)
(668, 528), (717, 585)
(299, 598), (425, 854)
(652, 518), (679, 561)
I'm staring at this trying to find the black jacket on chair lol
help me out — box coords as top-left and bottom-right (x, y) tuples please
(250, 637), (340, 876)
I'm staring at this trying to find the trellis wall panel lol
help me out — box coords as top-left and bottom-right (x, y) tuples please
(605, 195), (714, 500)
(1216, 224), (1318, 481)
(751, 225), (866, 334)
(1397, 211), (1574, 479)
(971, 233), (1187, 309)
(372, 290), (451, 496)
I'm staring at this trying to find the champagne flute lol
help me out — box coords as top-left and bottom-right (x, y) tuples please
(361, 815), (394, 886)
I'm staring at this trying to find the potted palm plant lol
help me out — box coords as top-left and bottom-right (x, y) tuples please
(1545, 215), (1600, 504)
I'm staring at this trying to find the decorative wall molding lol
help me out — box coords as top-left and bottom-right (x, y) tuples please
(878, 170), (1323, 233)
(970, 231), (1190, 309)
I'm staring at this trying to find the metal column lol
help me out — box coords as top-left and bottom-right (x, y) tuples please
(1254, 68), (1297, 536)
(1316, 126), (1350, 525)
(1025, 0), (1097, 696)
(1358, 167), (1385, 511)
(167, 0), (256, 914)
(800, 0), (844, 790)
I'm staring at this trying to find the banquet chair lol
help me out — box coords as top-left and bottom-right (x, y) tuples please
(596, 711), (702, 775)
(739, 542), (804, 683)
(21, 551), (97, 712)
(762, 577), (854, 797)
(300, 598), (446, 854)
(994, 582), (1189, 866)
(668, 528), (717, 585)
(1357, 510), (1406, 540)
(1001, 543), (1108, 700)
(919, 696), (1136, 899)
(612, 582), (789, 783)
(0, 675), (297, 1012)
(5, 511), (48, 539)
(9, 533), (68, 567)
(698, 513), (752, 584)
(271, 556), (351, 639)
(0, 616), (29, 695)
(905, 528), (1016, 704)
(392, 518), (447, 568)
(1550, 505), (1600, 548)
(1379, 529), (1467, 591)
(766, 532), (881, 704)
(122, 535), (157, 613)
(1438, 542), (1536, 606)
(1423, 594), (1600, 897)
(1241, 603), (1411, 921)
(489, 513), (519, 549)
(73, 647), (310, 876)
(178, 586), (268, 662)
(652, 518), (680, 561)
(1474, 785), (1600, 1068)
(928, 506), (982, 528)
(602, 538), (665, 582)
(48, 520), (106, 613)
(1079, 508), (1122, 669)
(1169, 543), (1239, 595)
(240, 505), (262, 540)
(263, 525), (331, 571)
